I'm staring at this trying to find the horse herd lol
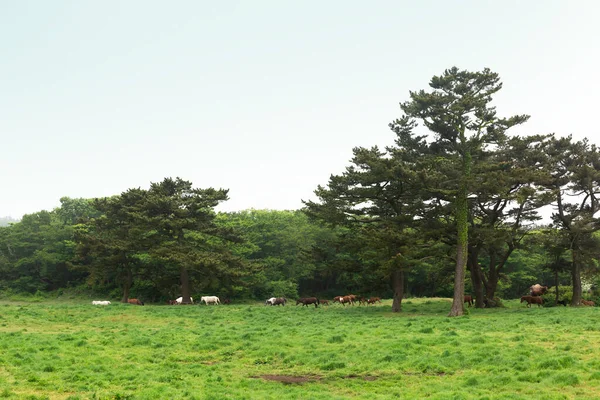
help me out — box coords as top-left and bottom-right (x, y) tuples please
(264, 294), (383, 308)
(463, 284), (597, 309)
(92, 284), (596, 309)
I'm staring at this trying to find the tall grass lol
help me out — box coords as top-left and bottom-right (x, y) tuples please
(0, 299), (599, 399)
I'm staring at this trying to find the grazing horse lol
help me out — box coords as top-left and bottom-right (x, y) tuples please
(272, 297), (287, 306)
(320, 299), (329, 306)
(464, 295), (473, 307)
(520, 296), (543, 308)
(530, 284), (549, 297)
(296, 297), (319, 308)
(581, 299), (595, 306)
(92, 300), (111, 305)
(222, 299), (231, 305)
(127, 298), (144, 306)
(175, 296), (194, 304)
(265, 297), (276, 306)
(201, 296), (220, 305)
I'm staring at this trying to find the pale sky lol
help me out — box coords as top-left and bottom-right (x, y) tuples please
(2, 1), (599, 218)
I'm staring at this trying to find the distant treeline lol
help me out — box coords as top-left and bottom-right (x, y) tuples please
(0, 184), (580, 306)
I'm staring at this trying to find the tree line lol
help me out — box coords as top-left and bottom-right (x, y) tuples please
(1, 67), (599, 315)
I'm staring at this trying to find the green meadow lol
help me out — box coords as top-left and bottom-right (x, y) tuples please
(1, 299), (600, 400)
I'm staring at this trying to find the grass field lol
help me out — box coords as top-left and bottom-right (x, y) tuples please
(1, 298), (600, 399)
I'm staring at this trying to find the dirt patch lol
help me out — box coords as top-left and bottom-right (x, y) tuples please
(257, 375), (321, 384)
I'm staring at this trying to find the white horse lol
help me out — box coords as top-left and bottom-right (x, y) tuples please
(92, 300), (111, 305)
(265, 297), (276, 305)
(175, 296), (194, 304)
(201, 296), (220, 305)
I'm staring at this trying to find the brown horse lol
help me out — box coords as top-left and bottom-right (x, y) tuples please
(222, 298), (231, 305)
(358, 297), (367, 306)
(333, 296), (343, 304)
(168, 299), (177, 305)
(520, 296), (543, 308)
(367, 297), (382, 305)
(340, 296), (353, 306)
(320, 300), (329, 306)
(296, 297), (319, 308)
(272, 297), (287, 306)
(581, 299), (595, 306)
(464, 295), (473, 307)
(127, 298), (144, 306)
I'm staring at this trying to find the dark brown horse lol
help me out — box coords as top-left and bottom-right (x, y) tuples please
(520, 296), (543, 308)
(272, 297), (287, 306)
(127, 298), (144, 306)
(296, 297), (319, 308)
(464, 295), (473, 307)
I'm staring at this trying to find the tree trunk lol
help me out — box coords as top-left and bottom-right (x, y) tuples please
(554, 268), (560, 305)
(467, 248), (485, 308)
(120, 269), (132, 303)
(571, 250), (582, 306)
(448, 172), (471, 317)
(485, 264), (499, 300)
(391, 269), (404, 312)
(180, 267), (193, 304)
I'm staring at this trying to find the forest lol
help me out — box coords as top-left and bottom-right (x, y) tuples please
(1, 67), (599, 315)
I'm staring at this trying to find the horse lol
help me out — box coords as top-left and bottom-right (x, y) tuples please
(272, 297), (287, 306)
(333, 296), (343, 304)
(168, 299), (178, 305)
(464, 295), (473, 307)
(368, 297), (382, 304)
(265, 297), (276, 306)
(530, 284), (549, 297)
(581, 299), (595, 306)
(296, 297), (319, 308)
(340, 296), (353, 306)
(520, 295), (543, 308)
(222, 299), (231, 305)
(92, 300), (111, 305)
(320, 299), (329, 306)
(201, 296), (220, 305)
(358, 297), (367, 306)
(175, 296), (194, 304)
(127, 298), (144, 306)
(346, 294), (358, 304)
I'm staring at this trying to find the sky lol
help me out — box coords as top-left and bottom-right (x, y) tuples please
(1, 1), (599, 219)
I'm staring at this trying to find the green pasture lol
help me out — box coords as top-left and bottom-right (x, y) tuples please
(1, 299), (600, 399)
